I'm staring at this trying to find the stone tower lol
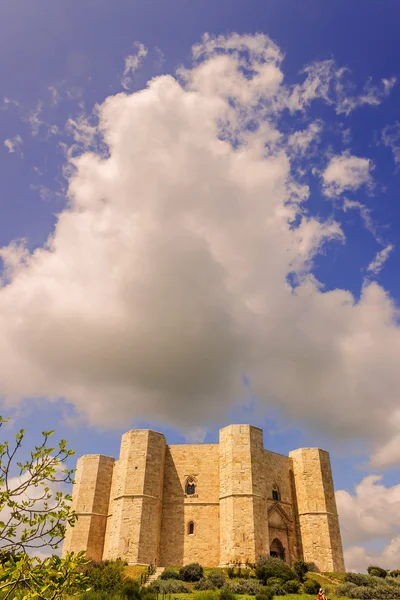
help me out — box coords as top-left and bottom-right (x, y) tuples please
(62, 454), (115, 561)
(219, 424), (269, 565)
(289, 448), (345, 572)
(103, 430), (166, 564)
(63, 425), (345, 572)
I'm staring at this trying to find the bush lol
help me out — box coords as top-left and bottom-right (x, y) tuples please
(268, 583), (286, 596)
(150, 579), (191, 593)
(160, 567), (180, 580)
(255, 556), (295, 584)
(121, 579), (141, 600)
(195, 578), (216, 591)
(368, 566), (387, 578)
(391, 571), (400, 578)
(180, 562), (204, 582)
(267, 578), (283, 586)
(283, 579), (301, 593)
(227, 579), (262, 595)
(227, 568), (235, 579)
(337, 581), (400, 599)
(337, 583), (357, 597)
(302, 578), (320, 595)
(219, 588), (236, 600)
(345, 574), (372, 586)
(293, 560), (309, 583)
(82, 560), (127, 592)
(208, 572), (226, 588)
(255, 588), (274, 600)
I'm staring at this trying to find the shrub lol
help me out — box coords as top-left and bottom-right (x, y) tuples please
(227, 578), (262, 595)
(208, 572), (226, 588)
(283, 579), (301, 593)
(345, 573), (372, 586)
(219, 587), (236, 600)
(368, 566), (387, 579)
(195, 578), (216, 591)
(82, 560), (126, 592)
(255, 556), (295, 584)
(180, 562), (204, 582)
(302, 578), (320, 595)
(150, 579), (191, 593)
(121, 579), (141, 600)
(267, 578), (283, 586)
(391, 571), (400, 578)
(160, 567), (180, 580)
(268, 583), (286, 596)
(255, 588), (274, 600)
(293, 560), (309, 583)
(337, 582), (357, 597)
(227, 568), (235, 579)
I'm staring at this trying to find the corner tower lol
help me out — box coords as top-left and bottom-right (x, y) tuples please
(104, 429), (166, 564)
(219, 424), (269, 565)
(289, 448), (345, 572)
(62, 454), (115, 561)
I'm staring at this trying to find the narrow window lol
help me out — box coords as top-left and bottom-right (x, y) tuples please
(272, 484), (280, 501)
(188, 521), (195, 535)
(185, 477), (196, 496)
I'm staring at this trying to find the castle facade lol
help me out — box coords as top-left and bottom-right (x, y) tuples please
(62, 424), (345, 572)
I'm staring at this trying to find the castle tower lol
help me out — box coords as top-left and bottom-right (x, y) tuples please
(104, 430), (166, 565)
(289, 448), (345, 572)
(219, 424), (269, 566)
(62, 454), (115, 561)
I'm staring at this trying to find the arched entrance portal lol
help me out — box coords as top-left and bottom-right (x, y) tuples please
(270, 538), (285, 561)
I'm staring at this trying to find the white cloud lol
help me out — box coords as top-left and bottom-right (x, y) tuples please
(344, 537), (400, 573)
(382, 122), (400, 166)
(288, 62), (396, 116)
(122, 42), (148, 90)
(367, 244), (394, 276)
(322, 152), (373, 197)
(0, 34), (400, 465)
(337, 475), (400, 572)
(4, 134), (22, 153)
(337, 475), (400, 546)
(343, 199), (382, 244)
(370, 432), (400, 469)
(288, 121), (323, 155)
(26, 101), (43, 136)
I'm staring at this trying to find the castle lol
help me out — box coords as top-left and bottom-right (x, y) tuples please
(62, 424), (345, 572)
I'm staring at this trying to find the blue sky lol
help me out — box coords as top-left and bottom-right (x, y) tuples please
(1, 0), (400, 572)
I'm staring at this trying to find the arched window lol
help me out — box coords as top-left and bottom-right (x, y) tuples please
(272, 484), (280, 501)
(185, 476), (196, 496)
(270, 537), (285, 561)
(188, 521), (195, 535)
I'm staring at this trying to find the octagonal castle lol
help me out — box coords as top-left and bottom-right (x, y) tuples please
(62, 424), (345, 572)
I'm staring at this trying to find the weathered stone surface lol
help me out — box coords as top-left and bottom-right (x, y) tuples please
(63, 425), (345, 572)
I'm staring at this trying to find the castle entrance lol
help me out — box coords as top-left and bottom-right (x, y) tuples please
(270, 537), (285, 561)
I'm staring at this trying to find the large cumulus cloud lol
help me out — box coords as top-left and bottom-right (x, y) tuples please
(0, 34), (399, 463)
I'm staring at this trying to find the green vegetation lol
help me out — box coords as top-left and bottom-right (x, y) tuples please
(71, 554), (400, 600)
(0, 416), (88, 600)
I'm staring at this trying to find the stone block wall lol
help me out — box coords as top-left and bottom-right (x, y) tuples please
(62, 454), (115, 561)
(289, 448), (345, 572)
(104, 430), (166, 564)
(219, 424), (268, 565)
(159, 443), (220, 566)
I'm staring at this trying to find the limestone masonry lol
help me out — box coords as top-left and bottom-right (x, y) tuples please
(62, 424), (345, 572)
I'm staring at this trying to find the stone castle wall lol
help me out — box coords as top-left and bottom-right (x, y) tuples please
(159, 443), (220, 566)
(289, 448), (345, 572)
(63, 425), (345, 572)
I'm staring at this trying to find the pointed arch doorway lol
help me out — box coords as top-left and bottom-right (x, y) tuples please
(270, 537), (285, 561)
